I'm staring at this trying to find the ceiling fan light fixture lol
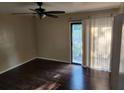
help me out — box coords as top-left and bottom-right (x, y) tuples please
(42, 14), (46, 19)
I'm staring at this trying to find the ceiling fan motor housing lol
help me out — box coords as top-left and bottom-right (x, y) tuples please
(35, 8), (45, 13)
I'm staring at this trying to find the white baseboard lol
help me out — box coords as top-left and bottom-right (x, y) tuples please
(0, 57), (37, 75)
(0, 57), (70, 75)
(36, 57), (70, 64)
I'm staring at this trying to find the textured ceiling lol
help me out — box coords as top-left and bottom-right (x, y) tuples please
(0, 2), (121, 14)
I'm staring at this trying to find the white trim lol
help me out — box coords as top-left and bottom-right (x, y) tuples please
(37, 57), (70, 64)
(0, 57), (37, 75)
(0, 57), (70, 75)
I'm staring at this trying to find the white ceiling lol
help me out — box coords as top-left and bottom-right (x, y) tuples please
(0, 2), (121, 14)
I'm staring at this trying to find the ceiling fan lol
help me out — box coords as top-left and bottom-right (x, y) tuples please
(13, 2), (65, 19)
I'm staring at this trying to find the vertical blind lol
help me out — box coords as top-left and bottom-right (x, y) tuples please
(89, 16), (113, 71)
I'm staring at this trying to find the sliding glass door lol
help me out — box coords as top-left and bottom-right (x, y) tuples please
(70, 16), (113, 72)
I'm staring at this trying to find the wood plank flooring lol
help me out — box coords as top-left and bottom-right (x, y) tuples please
(0, 58), (110, 90)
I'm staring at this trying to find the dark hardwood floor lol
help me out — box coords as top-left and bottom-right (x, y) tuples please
(0, 58), (110, 90)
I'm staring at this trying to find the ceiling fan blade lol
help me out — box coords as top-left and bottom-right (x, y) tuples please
(45, 14), (58, 18)
(45, 11), (65, 14)
(29, 9), (36, 12)
(12, 13), (37, 15)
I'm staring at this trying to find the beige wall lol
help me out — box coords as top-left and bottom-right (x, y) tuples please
(36, 9), (118, 63)
(36, 16), (70, 62)
(0, 15), (37, 72)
